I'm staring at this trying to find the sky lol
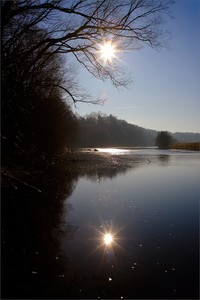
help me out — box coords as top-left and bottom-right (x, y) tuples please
(72, 0), (200, 133)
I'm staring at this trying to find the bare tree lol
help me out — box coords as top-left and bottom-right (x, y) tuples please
(2, 0), (174, 104)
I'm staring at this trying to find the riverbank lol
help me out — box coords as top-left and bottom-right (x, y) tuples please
(172, 142), (200, 151)
(2, 146), (199, 191)
(63, 149), (147, 175)
(1, 149), (143, 191)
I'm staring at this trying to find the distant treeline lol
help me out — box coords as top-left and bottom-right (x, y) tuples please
(73, 112), (156, 147)
(73, 112), (200, 148)
(172, 132), (200, 143)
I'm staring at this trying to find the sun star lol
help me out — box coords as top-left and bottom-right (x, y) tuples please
(104, 233), (113, 245)
(99, 41), (117, 62)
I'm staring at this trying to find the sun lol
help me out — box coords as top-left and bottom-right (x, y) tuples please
(99, 41), (117, 62)
(104, 233), (113, 245)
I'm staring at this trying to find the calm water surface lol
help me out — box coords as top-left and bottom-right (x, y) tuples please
(2, 148), (199, 299)
(61, 149), (200, 299)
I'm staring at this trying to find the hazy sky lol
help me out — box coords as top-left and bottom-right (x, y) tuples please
(72, 0), (200, 133)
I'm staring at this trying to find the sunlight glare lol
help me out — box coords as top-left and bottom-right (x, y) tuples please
(99, 41), (117, 62)
(104, 233), (113, 245)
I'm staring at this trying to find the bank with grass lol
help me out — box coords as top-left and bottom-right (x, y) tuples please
(171, 142), (200, 151)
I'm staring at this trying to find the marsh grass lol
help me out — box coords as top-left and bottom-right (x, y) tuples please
(172, 142), (200, 151)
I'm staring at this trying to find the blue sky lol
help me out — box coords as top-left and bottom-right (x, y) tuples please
(72, 0), (200, 133)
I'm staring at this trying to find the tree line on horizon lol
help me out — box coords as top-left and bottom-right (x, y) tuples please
(73, 112), (200, 148)
(73, 112), (156, 147)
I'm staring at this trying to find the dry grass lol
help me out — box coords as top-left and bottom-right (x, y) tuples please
(171, 142), (200, 151)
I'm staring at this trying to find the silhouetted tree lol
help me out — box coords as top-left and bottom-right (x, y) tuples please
(155, 131), (174, 149)
(2, 9), (78, 168)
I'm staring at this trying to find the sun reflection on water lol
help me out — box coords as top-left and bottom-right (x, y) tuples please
(87, 220), (128, 263)
(96, 148), (130, 155)
(104, 233), (113, 245)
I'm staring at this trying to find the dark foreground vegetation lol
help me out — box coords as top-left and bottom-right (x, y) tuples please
(1, 4), (78, 176)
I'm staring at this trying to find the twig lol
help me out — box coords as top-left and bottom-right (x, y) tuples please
(2, 171), (42, 193)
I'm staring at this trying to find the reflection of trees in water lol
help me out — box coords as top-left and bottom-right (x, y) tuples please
(157, 155), (170, 165)
(73, 153), (148, 181)
(1, 158), (138, 298)
(82, 166), (131, 181)
(1, 163), (78, 299)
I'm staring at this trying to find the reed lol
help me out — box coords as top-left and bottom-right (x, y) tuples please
(171, 142), (200, 151)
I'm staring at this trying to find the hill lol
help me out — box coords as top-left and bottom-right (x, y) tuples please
(73, 112), (200, 148)
(173, 132), (200, 143)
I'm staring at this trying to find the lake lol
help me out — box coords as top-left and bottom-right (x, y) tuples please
(2, 148), (200, 299)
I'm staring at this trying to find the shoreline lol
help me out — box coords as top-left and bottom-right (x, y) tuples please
(63, 150), (147, 175)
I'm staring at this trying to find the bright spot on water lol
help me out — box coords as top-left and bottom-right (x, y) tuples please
(96, 148), (130, 155)
(104, 233), (113, 245)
